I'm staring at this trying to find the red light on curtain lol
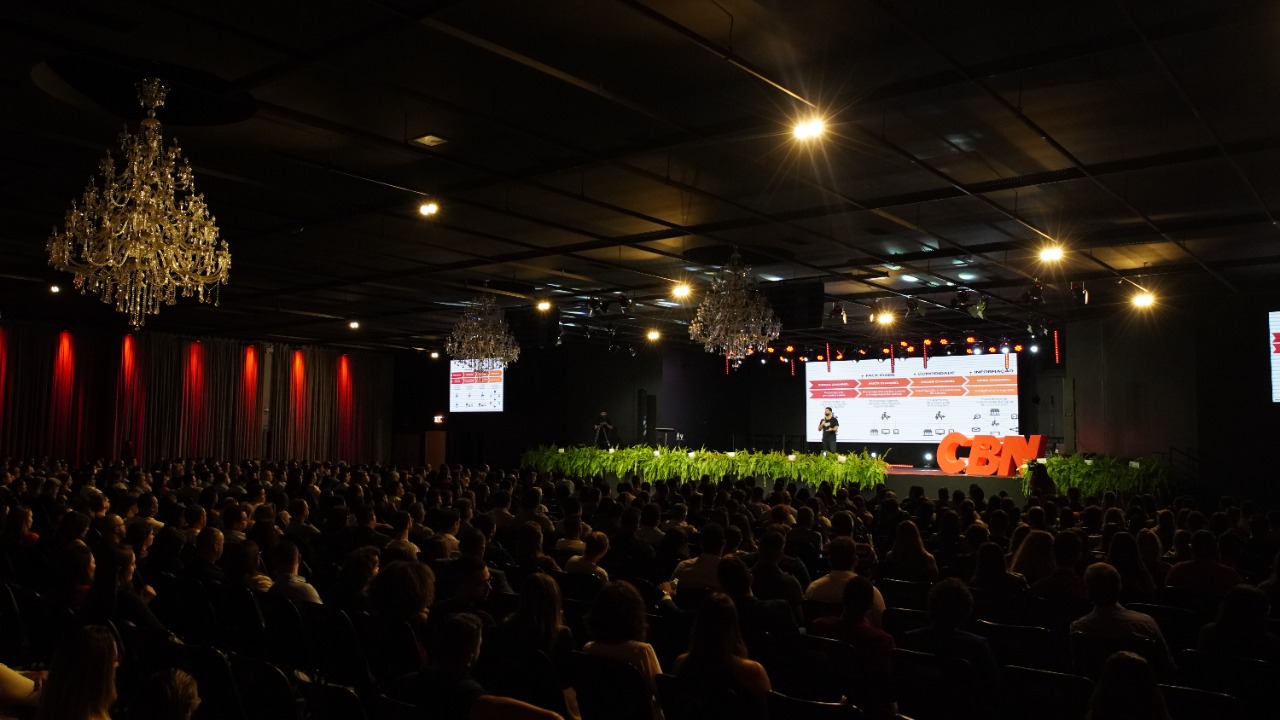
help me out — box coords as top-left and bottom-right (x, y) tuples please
(291, 350), (308, 453)
(49, 332), (76, 459)
(0, 327), (7, 440)
(1053, 330), (1061, 364)
(116, 334), (145, 461)
(181, 341), (207, 454)
(240, 346), (258, 456)
(890, 343), (895, 373)
(337, 354), (355, 460)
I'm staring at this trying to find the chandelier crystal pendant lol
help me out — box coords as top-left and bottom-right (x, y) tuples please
(688, 250), (782, 368)
(48, 78), (230, 327)
(445, 296), (521, 371)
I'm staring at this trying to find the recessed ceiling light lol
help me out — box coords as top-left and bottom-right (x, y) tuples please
(50, 285), (60, 293)
(793, 118), (826, 140)
(411, 134), (448, 147)
(536, 300), (552, 311)
(348, 320), (360, 329)
(957, 272), (976, 281)
(646, 329), (661, 341)
(418, 201), (439, 216)
(901, 275), (919, 282)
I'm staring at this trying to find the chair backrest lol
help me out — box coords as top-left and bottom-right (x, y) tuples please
(880, 606), (930, 643)
(9, 585), (76, 665)
(646, 611), (696, 670)
(1126, 603), (1200, 651)
(1157, 585), (1224, 623)
(296, 602), (374, 689)
(890, 648), (981, 720)
(655, 673), (754, 720)
(256, 593), (311, 672)
(297, 680), (367, 720)
(554, 570), (605, 602)
(1172, 649), (1273, 715)
(875, 579), (931, 610)
(228, 651), (301, 720)
(364, 694), (418, 720)
(766, 691), (864, 720)
(214, 587), (266, 655)
(801, 600), (842, 628)
(1068, 632), (1161, 679)
(1000, 664), (1093, 720)
(474, 636), (568, 716)
(972, 620), (1059, 671)
(357, 615), (423, 681)
(172, 644), (247, 720)
(571, 650), (654, 720)
(1159, 684), (1241, 720)
(672, 585), (713, 612)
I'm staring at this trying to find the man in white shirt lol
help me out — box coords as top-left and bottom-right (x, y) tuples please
(805, 536), (885, 627)
(1070, 562), (1172, 670)
(269, 541), (322, 605)
(672, 522), (725, 591)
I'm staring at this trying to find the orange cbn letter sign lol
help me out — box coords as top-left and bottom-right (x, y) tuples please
(936, 432), (1047, 477)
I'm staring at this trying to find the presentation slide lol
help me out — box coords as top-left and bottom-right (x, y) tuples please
(449, 361), (504, 412)
(1271, 311), (1280, 402)
(806, 354), (1019, 444)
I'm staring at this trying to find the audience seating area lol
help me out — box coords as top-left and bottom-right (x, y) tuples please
(0, 457), (1278, 720)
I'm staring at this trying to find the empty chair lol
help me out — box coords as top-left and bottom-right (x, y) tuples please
(890, 648), (982, 720)
(1159, 684), (1241, 720)
(152, 577), (219, 646)
(655, 672), (754, 720)
(766, 691), (864, 720)
(1068, 632), (1163, 680)
(1001, 664), (1093, 720)
(357, 615), (423, 682)
(9, 585), (76, 666)
(571, 650), (653, 720)
(972, 620), (1059, 671)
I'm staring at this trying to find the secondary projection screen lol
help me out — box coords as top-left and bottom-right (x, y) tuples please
(449, 361), (504, 412)
(1271, 311), (1280, 402)
(806, 354), (1019, 444)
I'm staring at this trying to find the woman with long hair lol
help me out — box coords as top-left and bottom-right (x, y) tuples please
(1137, 529), (1171, 588)
(1198, 584), (1280, 661)
(1010, 530), (1056, 585)
(674, 592), (771, 701)
(501, 574), (575, 684)
(87, 546), (169, 636)
(880, 520), (938, 582)
(1105, 532), (1156, 603)
(1085, 651), (1169, 720)
(34, 624), (117, 720)
(969, 542), (1029, 595)
(585, 581), (662, 683)
(221, 540), (272, 592)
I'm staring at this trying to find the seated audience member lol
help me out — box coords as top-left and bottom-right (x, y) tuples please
(675, 592), (771, 704)
(384, 510), (422, 560)
(1137, 529), (1171, 587)
(1105, 532), (1156, 603)
(1085, 651), (1170, 720)
(810, 575), (895, 657)
(389, 612), (564, 720)
(654, 526), (690, 580)
(1165, 530), (1245, 592)
(0, 664), (42, 715)
(433, 555), (497, 627)
(34, 625), (117, 720)
(457, 526), (513, 595)
(1029, 530), (1088, 607)
(369, 560), (437, 665)
(554, 515), (586, 557)
(749, 531), (805, 616)
(183, 527), (225, 587)
(498, 574), (575, 683)
(131, 669), (201, 720)
(968, 541), (1029, 595)
(86, 545), (169, 637)
(1070, 563), (1173, 671)
(606, 507), (656, 578)
(637, 503), (666, 547)
(222, 540), (272, 592)
(1009, 529), (1056, 586)
(509, 521), (561, 588)
(325, 546), (379, 614)
(46, 541), (95, 610)
(269, 541), (322, 605)
(565, 531), (610, 581)
(717, 556), (797, 636)
(1197, 584), (1280, 662)
(901, 578), (1000, 690)
(805, 536), (885, 627)
(585, 581), (663, 685)
(878, 520), (939, 582)
(671, 522), (726, 591)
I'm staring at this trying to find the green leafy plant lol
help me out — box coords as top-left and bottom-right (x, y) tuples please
(1021, 454), (1171, 499)
(519, 445), (890, 491)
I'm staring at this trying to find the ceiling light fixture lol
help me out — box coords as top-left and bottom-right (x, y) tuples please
(689, 250), (782, 369)
(418, 201), (440, 216)
(410, 134), (448, 147)
(901, 275), (919, 282)
(793, 118), (826, 140)
(50, 285), (60, 294)
(445, 295), (520, 371)
(1132, 291), (1155, 308)
(876, 310), (895, 325)
(646, 329), (661, 341)
(672, 283), (691, 299)
(48, 78), (230, 327)
(348, 320), (360, 330)
(430, 351), (440, 359)
(536, 300), (552, 311)
(1039, 246), (1065, 262)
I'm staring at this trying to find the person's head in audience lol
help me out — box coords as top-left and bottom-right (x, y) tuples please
(510, 574), (566, 652)
(890, 519), (932, 563)
(457, 527), (486, 559)
(840, 576), (876, 622)
(1212, 584), (1269, 635)
(1083, 563), (1122, 608)
(677, 592), (748, 681)
(273, 541), (302, 578)
(562, 514), (583, 541)
(640, 503), (662, 530)
(657, 526), (689, 560)
(223, 540), (264, 587)
(582, 531), (609, 563)
(131, 669), (200, 720)
(1189, 530), (1219, 562)
(827, 536), (857, 573)
(1086, 651), (1169, 720)
(369, 560), (435, 624)
(926, 578), (974, 630)
(387, 510), (412, 541)
(1171, 530), (1192, 563)
(55, 511), (91, 547)
(338, 545), (380, 590)
(971, 541), (1013, 586)
(430, 612), (484, 676)
(514, 521), (546, 565)
(126, 522), (155, 560)
(716, 556), (753, 599)
(93, 514), (126, 546)
(34, 624), (117, 720)
(223, 507), (248, 534)
(195, 527), (224, 565)
(453, 554), (492, 604)
(588, 580), (647, 645)
(182, 504), (206, 533)
(1011, 529), (1055, 581)
(699, 522), (726, 556)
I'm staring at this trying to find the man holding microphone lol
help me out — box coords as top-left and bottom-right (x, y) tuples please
(818, 407), (840, 454)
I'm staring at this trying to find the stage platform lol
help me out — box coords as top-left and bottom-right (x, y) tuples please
(881, 467), (1026, 504)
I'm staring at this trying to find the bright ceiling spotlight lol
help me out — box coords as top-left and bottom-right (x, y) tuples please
(1039, 246), (1065, 262)
(418, 201), (439, 216)
(646, 329), (661, 341)
(1132, 292), (1155, 308)
(348, 320), (360, 329)
(429, 351), (440, 359)
(50, 285), (60, 293)
(536, 300), (552, 311)
(1029, 344), (1040, 354)
(672, 283), (691, 299)
(876, 311), (895, 325)
(792, 117), (826, 140)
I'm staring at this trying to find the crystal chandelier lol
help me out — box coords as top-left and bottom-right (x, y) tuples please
(688, 251), (782, 367)
(445, 296), (521, 371)
(48, 78), (230, 327)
